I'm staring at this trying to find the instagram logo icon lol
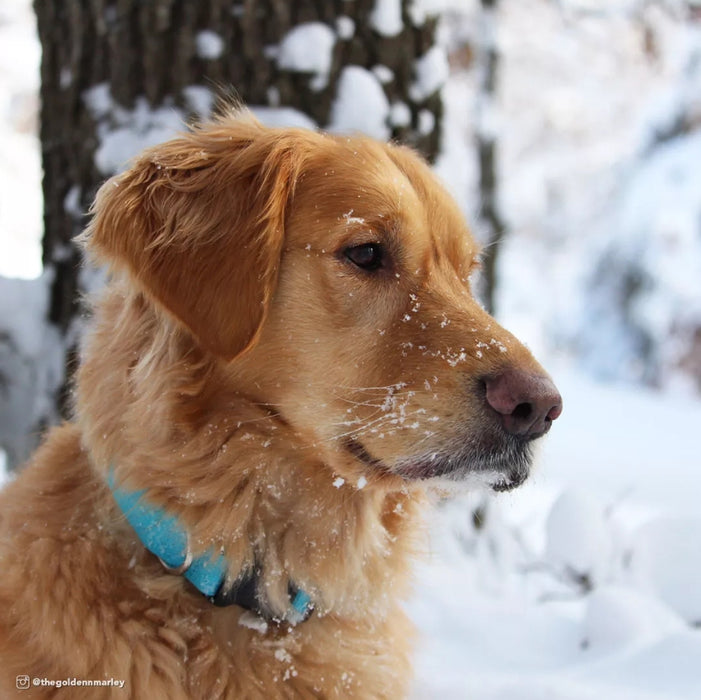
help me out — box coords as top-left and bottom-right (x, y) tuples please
(16, 675), (30, 690)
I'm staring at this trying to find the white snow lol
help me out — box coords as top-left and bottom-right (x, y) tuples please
(410, 45), (450, 102)
(389, 101), (412, 127)
(578, 130), (701, 389)
(370, 0), (404, 37)
(0, 272), (64, 468)
(581, 586), (684, 655)
(417, 108), (435, 135)
(535, 370), (701, 519)
(277, 22), (336, 91)
(182, 85), (215, 119)
(63, 185), (82, 218)
(0, 273), (49, 356)
(408, 3), (426, 27)
(84, 83), (186, 175)
(0, 0), (41, 279)
(329, 66), (390, 140)
(195, 30), (225, 61)
(545, 489), (617, 589)
(336, 16), (355, 41)
(372, 64), (395, 84)
(630, 518), (701, 623)
(238, 611), (268, 634)
(252, 106), (317, 131)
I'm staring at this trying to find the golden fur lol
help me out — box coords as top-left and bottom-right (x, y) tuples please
(0, 111), (555, 698)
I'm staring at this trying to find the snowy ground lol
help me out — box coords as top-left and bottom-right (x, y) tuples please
(409, 367), (701, 699)
(1, 1), (701, 698)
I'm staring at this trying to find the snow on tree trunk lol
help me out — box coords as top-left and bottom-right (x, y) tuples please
(4, 0), (446, 470)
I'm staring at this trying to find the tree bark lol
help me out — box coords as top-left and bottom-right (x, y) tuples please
(475, 0), (505, 315)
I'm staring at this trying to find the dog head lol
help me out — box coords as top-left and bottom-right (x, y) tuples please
(86, 110), (561, 493)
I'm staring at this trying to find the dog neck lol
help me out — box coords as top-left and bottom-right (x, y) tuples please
(78, 288), (425, 623)
(107, 467), (313, 625)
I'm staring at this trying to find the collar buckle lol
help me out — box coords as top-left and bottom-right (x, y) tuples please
(158, 534), (193, 575)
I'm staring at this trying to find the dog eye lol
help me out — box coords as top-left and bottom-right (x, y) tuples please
(344, 243), (385, 272)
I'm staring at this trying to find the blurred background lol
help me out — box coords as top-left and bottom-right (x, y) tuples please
(1, 1), (700, 697)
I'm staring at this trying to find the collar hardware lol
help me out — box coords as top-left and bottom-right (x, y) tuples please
(158, 535), (193, 575)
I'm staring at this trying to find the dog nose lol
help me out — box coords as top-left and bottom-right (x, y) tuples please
(484, 369), (562, 439)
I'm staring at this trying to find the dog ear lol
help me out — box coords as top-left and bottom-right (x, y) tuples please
(84, 116), (304, 360)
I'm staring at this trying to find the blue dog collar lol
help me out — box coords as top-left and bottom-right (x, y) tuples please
(107, 468), (227, 596)
(107, 468), (313, 622)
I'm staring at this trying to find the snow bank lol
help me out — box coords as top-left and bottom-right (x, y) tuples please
(630, 518), (701, 624)
(545, 489), (617, 589)
(582, 586), (684, 654)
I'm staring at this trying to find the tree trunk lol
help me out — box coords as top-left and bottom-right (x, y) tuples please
(13, 0), (445, 469)
(475, 0), (505, 315)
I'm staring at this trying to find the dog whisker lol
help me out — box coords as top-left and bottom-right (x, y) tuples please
(333, 396), (392, 410)
(323, 407), (435, 445)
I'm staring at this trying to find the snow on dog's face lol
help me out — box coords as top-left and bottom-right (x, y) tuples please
(87, 110), (561, 492)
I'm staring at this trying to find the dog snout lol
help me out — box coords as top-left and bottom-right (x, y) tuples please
(483, 369), (562, 439)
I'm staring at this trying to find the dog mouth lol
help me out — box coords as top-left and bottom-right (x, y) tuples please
(343, 437), (386, 471)
(343, 435), (533, 492)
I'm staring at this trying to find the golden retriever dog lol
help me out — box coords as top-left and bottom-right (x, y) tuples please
(0, 109), (561, 699)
